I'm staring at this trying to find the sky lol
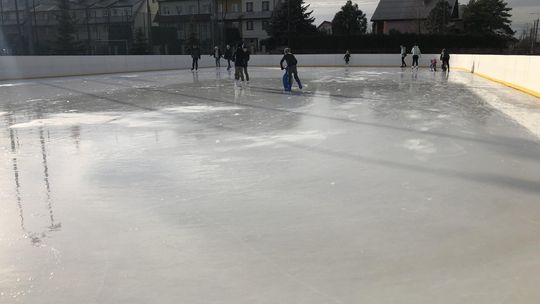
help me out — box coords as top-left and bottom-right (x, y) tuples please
(309, 0), (540, 34)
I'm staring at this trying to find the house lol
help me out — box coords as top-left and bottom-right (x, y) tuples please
(317, 20), (332, 35)
(371, 0), (460, 34)
(154, 0), (215, 54)
(0, 0), (158, 55)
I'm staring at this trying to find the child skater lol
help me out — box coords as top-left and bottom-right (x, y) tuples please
(430, 58), (437, 71)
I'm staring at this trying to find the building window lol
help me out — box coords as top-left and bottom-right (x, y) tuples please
(103, 10), (109, 17)
(246, 2), (253, 12)
(246, 21), (253, 30)
(125, 9), (131, 16)
(163, 7), (170, 15)
(262, 1), (269, 11)
(232, 3), (239, 12)
(176, 6), (182, 14)
(112, 9), (118, 16)
(262, 20), (269, 30)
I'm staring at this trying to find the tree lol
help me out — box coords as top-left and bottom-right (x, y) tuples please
(267, 0), (317, 45)
(425, 0), (452, 33)
(131, 28), (149, 55)
(331, 0), (367, 35)
(463, 0), (514, 37)
(55, 0), (82, 54)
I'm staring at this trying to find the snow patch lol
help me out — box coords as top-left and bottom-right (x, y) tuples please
(404, 139), (436, 154)
(164, 105), (242, 113)
(9, 113), (119, 129)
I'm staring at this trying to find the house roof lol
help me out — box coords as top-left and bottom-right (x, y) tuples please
(317, 21), (332, 29)
(371, 0), (457, 21)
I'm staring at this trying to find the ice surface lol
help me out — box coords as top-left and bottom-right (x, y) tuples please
(1, 67), (540, 304)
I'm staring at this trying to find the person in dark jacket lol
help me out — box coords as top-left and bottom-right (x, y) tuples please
(243, 45), (251, 82)
(344, 50), (351, 65)
(280, 48), (302, 91)
(440, 48), (450, 72)
(233, 45), (245, 82)
(190, 45), (201, 71)
(224, 45), (233, 70)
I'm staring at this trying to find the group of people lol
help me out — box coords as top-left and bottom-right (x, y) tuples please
(399, 45), (451, 71)
(190, 44), (252, 84)
(189, 44), (303, 91)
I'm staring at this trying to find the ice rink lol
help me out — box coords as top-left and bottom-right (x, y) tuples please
(1, 67), (540, 303)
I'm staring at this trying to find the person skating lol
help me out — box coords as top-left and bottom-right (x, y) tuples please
(429, 58), (437, 71)
(400, 45), (407, 67)
(344, 50), (351, 65)
(440, 48), (450, 72)
(233, 44), (246, 84)
(212, 46), (222, 68)
(190, 45), (201, 71)
(280, 48), (302, 91)
(224, 45), (233, 70)
(243, 45), (251, 82)
(411, 44), (421, 69)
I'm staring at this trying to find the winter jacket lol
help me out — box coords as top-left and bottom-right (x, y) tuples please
(411, 46), (421, 57)
(233, 48), (246, 67)
(190, 48), (201, 59)
(224, 48), (232, 60)
(280, 53), (298, 69)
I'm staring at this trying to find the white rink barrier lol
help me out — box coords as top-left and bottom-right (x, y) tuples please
(450, 54), (540, 98)
(0, 54), (441, 81)
(0, 54), (538, 98)
(0, 55), (214, 80)
(248, 54), (439, 68)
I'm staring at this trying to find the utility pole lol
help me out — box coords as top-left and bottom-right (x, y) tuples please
(1, 0), (5, 26)
(32, 0), (38, 53)
(146, 0), (152, 53)
(14, 0), (23, 54)
(85, 5), (92, 55)
(287, 0), (289, 46)
(24, 0), (34, 54)
(530, 12), (540, 54)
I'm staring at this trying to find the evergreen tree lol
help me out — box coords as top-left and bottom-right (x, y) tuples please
(425, 0), (453, 33)
(331, 0), (367, 35)
(463, 0), (514, 37)
(55, 0), (82, 54)
(131, 28), (149, 55)
(267, 0), (317, 45)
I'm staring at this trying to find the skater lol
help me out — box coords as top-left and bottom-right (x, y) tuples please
(224, 45), (233, 70)
(243, 45), (251, 82)
(212, 46), (222, 68)
(411, 44), (421, 69)
(429, 58), (437, 71)
(190, 45), (201, 71)
(440, 48), (450, 72)
(344, 50), (351, 65)
(400, 45), (407, 67)
(280, 48), (302, 91)
(233, 44), (246, 83)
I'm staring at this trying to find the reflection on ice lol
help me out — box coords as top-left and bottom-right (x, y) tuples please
(9, 113), (119, 129)
(163, 105), (243, 113)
